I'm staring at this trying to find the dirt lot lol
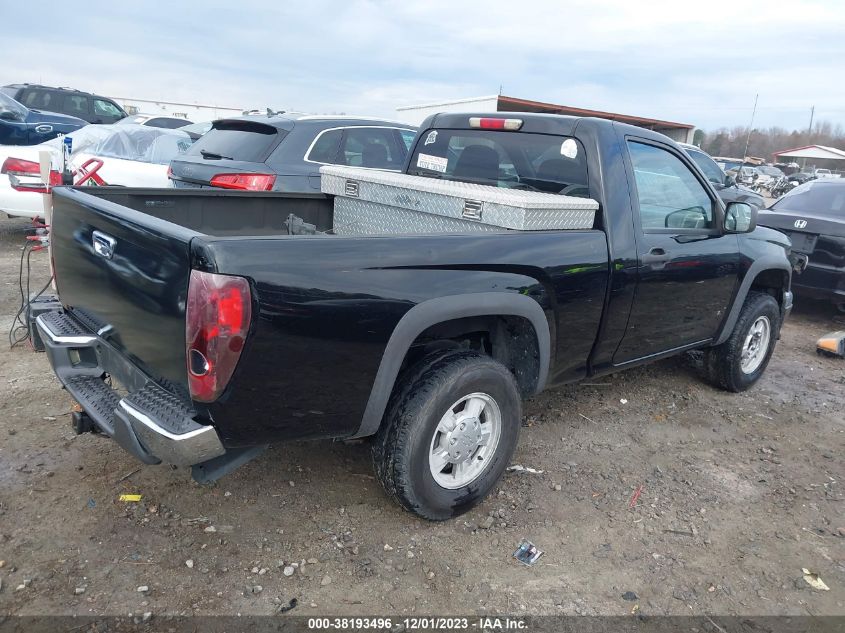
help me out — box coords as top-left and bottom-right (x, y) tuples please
(0, 215), (843, 618)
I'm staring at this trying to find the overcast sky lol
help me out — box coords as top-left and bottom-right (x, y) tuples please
(3, 0), (845, 132)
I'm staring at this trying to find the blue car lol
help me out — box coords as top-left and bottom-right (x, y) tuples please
(0, 92), (87, 146)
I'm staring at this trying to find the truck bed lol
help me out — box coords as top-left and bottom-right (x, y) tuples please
(49, 185), (610, 445)
(62, 187), (335, 236)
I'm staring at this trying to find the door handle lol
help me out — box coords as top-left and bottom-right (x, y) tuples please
(641, 247), (670, 264)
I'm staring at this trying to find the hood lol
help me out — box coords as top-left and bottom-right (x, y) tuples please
(758, 208), (845, 239)
(26, 108), (88, 127)
(734, 183), (762, 198)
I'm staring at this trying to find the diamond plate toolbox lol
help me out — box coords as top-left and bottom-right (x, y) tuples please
(320, 165), (598, 233)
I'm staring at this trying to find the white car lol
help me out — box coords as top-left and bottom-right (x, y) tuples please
(1, 124), (193, 219)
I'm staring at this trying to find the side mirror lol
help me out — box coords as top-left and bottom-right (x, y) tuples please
(724, 201), (757, 233)
(724, 174), (736, 187)
(0, 111), (22, 122)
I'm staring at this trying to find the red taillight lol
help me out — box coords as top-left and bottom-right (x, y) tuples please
(185, 270), (252, 403)
(2, 157), (38, 175)
(468, 117), (523, 131)
(2, 157), (61, 193)
(209, 172), (276, 191)
(167, 165), (173, 179)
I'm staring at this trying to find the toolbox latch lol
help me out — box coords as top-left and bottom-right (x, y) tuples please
(462, 199), (483, 221)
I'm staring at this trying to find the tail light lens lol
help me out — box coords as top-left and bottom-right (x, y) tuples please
(186, 270), (252, 402)
(1, 157), (61, 193)
(209, 172), (276, 191)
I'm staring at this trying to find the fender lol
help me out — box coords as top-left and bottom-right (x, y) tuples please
(714, 255), (791, 345)
(351, 292), (552, 438)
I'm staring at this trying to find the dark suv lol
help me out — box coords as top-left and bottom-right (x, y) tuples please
(169, 114), (416, 192)
(1, 84), (127, 124)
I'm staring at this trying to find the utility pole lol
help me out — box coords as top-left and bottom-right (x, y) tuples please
(808, 105), (815, 135)
(742, 93), (758, 161)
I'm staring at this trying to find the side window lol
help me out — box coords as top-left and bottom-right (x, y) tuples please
(339, 127), (403, 169)
(628, 141), (714, 231)
(24, 89), (54, 110)
(399, 129), (416, 151)
(306, 128), (343, 163)
(94, 99), (123, 118)
(62, 94), (90, 118)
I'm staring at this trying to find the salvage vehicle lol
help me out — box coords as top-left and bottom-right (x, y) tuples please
(38, 113), (795, 520)
(759, 179), (845, 312)
(0, 92), (86, 146)
(1, 125), (192, 219)
(0, 125), (112, 219)
(1, 84), (127, 124)
(169, 114), (416, 193)
(679, 143), (764, 210)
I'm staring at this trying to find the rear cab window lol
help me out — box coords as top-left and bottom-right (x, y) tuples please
(186, 120), (283, 163)
(407, 128), (590, 197)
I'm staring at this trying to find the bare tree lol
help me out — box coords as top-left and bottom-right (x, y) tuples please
(700, 120), (845, 169)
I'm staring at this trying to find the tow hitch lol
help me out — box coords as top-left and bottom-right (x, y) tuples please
(71, 410), (95, 435)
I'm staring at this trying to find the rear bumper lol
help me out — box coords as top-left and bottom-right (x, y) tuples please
(36, 310), (225, 467)
(792, 261), (845, 305)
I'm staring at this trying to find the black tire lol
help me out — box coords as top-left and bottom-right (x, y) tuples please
(372, 350), (522, 521)
(704, 291), (781, 392)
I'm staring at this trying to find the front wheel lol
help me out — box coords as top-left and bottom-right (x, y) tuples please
(372, 350), (522, 521)
(704, 291), (781, 392)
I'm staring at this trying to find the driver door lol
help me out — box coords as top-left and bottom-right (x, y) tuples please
(613, 139), (741, 364)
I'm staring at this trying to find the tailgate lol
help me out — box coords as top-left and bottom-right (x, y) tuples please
(50, 187), (201, 386)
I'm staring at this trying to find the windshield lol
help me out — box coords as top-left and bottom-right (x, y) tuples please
(0, 92), (27, 121)
(758, 166), (783, 176)
(686, 148), (724, 185)
(408, 128), (590, 197)
(771, 181), (845, 217)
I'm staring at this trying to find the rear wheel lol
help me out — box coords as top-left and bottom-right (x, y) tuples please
(372, 350), (521, 521)
(704, 291), (780, 392)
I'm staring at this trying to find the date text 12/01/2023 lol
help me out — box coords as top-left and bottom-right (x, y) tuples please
(306, 617), (528, 630)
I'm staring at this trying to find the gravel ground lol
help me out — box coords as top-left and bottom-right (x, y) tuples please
(0, 214), (843, 618)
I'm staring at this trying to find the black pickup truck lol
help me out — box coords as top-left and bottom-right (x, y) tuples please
(38, 113), (795, 520)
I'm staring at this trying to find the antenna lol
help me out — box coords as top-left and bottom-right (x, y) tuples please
(742, 93), (758, 161)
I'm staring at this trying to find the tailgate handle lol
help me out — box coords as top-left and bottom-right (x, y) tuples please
(92, 231), (116, 260)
